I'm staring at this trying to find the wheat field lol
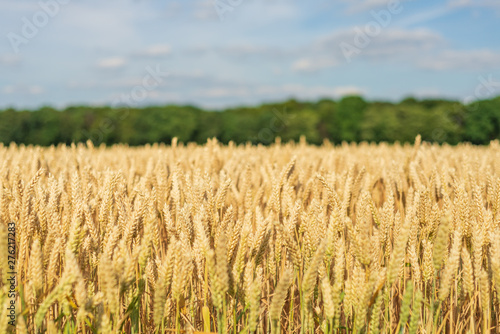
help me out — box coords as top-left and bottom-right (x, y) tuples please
(1, 137), (500, 333)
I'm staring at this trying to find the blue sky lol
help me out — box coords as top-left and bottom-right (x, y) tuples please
(0, 0), (499, 109)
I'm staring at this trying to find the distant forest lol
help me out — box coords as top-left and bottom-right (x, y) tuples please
(1, 95), (500, 146)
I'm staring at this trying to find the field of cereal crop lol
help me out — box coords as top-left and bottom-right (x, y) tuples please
(1, 137), (500, 333)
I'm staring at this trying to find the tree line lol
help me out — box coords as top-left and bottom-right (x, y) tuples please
(1, 95), (499, 146)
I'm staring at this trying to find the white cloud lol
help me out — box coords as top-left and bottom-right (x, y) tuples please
(0, 54), (21, 66)
(162, 1), (183, 19)
(206, 0), (299, 24)
(135, 44), (172, 57)
(57, 3), (153, 49)
(332, 86), (366, 96)
(346, 0), (396, 13)
(219, 44), (287, 59)
(291, 27), (443, 72)
(29, 86), (44, 95)
(448, 0), (500, 8)
(292, 58), (339, 73)
(0, 2), (40, 11)
(448, 0), (471, 7)
(293, 26), (499, 73)
(344, 0), (412, 13)
(2, 85), (44, 95)
(183, 44), (288, 60)
(292, 59), (314, 72)
(1, 86), (14, 94)
(193, 0), (219, 20)
(419, 49), (500, 71)
(397, 6), (454, 27)
(97, 57), (126, 69)
(358, 28), (442, 57)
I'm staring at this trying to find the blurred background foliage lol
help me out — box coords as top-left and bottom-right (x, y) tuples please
(1, 95), (499, 146)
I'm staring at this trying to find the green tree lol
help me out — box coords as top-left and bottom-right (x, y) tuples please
(464, 97), (500, 144)
(334, 96), (367, 142)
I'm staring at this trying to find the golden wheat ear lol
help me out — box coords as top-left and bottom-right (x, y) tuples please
(4, 140), (498, 333)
